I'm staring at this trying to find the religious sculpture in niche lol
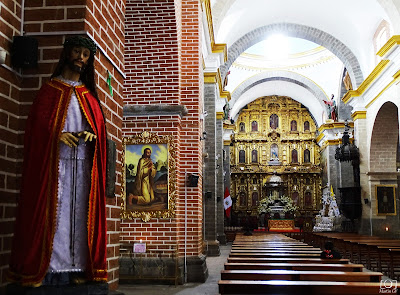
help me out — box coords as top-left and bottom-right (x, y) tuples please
(251, 121), (258, 132)
(252, 192), (259, 206)
(270, 114), (279, 129)
(291, 120), (297, 131)
(292, 149), (298, 163)
(304, 121), (310, 131)
(239, 122), (245, 132)
(251, 149), (258, 163)
(239, 150), (245, 163)
(271, 144), (279, 160)
(304, 149), (310, 163)
(240, 191), (247, 206)
(305, 191), (312, 208)
(292, 191), (299, 206)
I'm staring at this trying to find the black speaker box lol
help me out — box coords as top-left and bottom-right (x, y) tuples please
(11, 36), (38, 68)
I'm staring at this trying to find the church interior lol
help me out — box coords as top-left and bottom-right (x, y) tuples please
(1, 0), (400, 294)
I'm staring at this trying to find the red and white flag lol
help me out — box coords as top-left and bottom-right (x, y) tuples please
(224, 187), (232, 218)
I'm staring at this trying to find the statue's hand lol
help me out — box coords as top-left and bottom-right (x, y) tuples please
(78, 131), (97, 142)
(60, 132), (79, 147)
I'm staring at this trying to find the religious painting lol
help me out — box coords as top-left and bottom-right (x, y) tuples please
(239, 150), (245, 163)
(270, 114), (279, 129)
(304, 121), (310, 131)
(376, 185), (397, 215)
(251, 121), (258, 132)
(121, 132), (177, 222)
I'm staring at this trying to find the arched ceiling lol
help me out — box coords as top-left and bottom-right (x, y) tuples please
(210, 0), (398, 127)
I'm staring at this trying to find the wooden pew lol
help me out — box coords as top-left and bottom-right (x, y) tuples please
(224, 262), (364, 272)
(227, 257), (351, 264)
(220, 269), (382, 282)
(219, 280), (385, 294)
(229, 252), (321, 258)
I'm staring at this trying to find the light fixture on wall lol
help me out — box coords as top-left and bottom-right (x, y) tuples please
(200, 131), (207, 140)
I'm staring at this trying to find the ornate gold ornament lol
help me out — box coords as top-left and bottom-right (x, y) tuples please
(121, 132), (177, 222)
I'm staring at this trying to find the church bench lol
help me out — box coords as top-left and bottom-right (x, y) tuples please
(224, 262), (364, 272)
(231, 246), (318, 251)
(229, 252), (321, 258)
(227, 257), (350, 264)
(220, 269), (382, 282)
(218, 280), (385, 294)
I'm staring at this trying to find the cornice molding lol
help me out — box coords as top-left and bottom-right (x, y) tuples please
(377, 35), (400, 57)
(351, 111), (367, 120)
(317, 121), (354, 133)
(204, 70), (232, 101)
(342, 59), (390, 104)
(224, 140), (232, 146)
(216, 112), (224, 120)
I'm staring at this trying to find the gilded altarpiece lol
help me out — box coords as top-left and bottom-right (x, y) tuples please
(230, 96), (322, 223)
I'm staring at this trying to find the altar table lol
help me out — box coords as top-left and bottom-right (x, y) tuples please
(268, 219), (295, 231)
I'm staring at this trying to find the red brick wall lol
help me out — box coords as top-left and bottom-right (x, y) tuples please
(370, 102), (399, 172)
(122, 0), (204, 264)
(0, 0), (125, 289)
(0, 0), (23, 286)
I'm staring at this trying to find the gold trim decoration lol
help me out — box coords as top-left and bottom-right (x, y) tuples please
(377, 35), (400, 57)
(375, 185), (397, 216)
(203, 0), (228, 62)
(351, 111), (367, 121)
(366, 69), (400, 109)
(216, 112), (224, 120)
(204, 69), (231, 101)
(317, 122), (354, 133)
(121, 131), (177, 222)
(224, 140), (231, 146)
(342, 59), (390, 104)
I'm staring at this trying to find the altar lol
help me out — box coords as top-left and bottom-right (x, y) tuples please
(268, 219), (295, 231)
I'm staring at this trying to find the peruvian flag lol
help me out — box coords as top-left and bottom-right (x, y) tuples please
(224, 187), (232, 218)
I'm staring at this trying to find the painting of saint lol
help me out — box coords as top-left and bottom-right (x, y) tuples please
(125, 144), (168, 211)
(252, 192), (258, 206)
(239, 122), (245, 132)
(376, 185), (396, 215)
(240, 192), (247, 206)
(271, 144), (278, 160)
(292, 191), (299, 206)
(305, 191), (312, 208)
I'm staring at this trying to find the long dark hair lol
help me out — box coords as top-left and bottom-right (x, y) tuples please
(52, 44), (107, 133)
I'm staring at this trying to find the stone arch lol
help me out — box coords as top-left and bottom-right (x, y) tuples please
(220, 23), (364, 88)
(229, 71), (328, 126)
(370, 102), (399, 173)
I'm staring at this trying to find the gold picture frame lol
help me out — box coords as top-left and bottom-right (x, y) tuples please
(121, 131), (176, 222)
(375, 185), (397, 216)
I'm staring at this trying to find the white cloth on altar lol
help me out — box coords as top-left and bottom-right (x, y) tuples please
(48, 76), (93, 273)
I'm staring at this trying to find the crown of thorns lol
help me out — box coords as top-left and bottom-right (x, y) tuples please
(63, 36), (97, 55)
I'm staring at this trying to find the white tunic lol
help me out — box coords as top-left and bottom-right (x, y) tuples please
(49, 77), (93, 273)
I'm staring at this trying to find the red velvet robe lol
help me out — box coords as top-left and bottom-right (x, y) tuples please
(8, 78), (107, 285)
